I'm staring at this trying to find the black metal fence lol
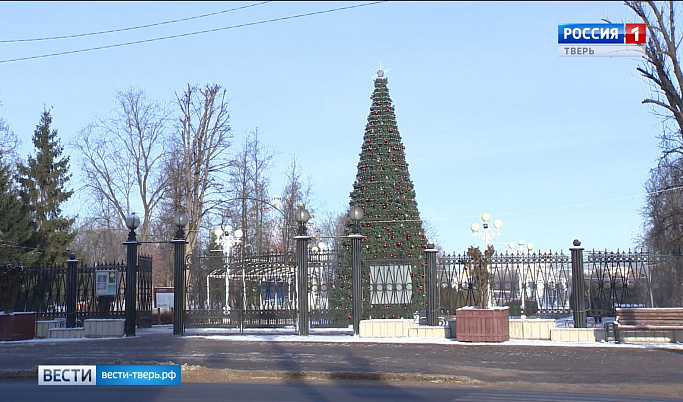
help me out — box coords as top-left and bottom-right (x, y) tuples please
(437, 249), (683, 318)
(13, 257), (152, 325)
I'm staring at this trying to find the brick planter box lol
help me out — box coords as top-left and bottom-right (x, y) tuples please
(455, 307), (509, 342)
(0, 312), (37, 341)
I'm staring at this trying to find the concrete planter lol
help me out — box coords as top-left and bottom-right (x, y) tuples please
(84, 319), (126, 338)
(0, 312), (37, 341)
(359, 319), (413, 338)
(455, 307), (509, 342)
(509, 318), (555, 340)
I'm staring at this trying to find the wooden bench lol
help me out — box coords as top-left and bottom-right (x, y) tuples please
(609, 307), (683, 343)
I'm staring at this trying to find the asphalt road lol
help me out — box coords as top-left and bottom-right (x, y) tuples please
(1, 380), (681, 402)
(1, 328), (682, 399)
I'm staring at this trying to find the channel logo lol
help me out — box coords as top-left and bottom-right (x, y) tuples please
(38, 365), (181, 386)
(559, 23), (646, 44)
(558, 23), (646, 57)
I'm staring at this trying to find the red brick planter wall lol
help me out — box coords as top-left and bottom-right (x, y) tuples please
(0, 312), (37, 341)
(455, 307), (509, 342)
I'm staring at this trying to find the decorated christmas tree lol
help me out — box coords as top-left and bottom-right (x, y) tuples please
(332, 70), (427, 319)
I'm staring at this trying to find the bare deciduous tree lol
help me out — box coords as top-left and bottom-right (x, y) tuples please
(277, 157), (316, 253)
(71, 88), (169, 251)
(0, 115), (18, 164)
(173, 83), (233, 259)
(627, 1), (683, 304)
(627, 1), (683, 148)
(224, 127), (275, 254)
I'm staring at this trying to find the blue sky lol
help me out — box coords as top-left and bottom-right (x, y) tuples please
(0, 1), (663, 253)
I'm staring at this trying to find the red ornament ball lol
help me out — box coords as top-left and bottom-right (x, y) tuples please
(389, 128), (394, 133)
(383, 243), (388, 248)
(385, 226), (390, 231)
(397, 241), (402, 246)
(383, 138), (388, 143)
(382, 204), (387, 209)
(389, 253), (394, 258)
(391, 234), (396, 239)
(407, 233), (411, 238)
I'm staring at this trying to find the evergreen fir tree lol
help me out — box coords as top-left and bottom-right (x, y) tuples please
(333, 71), (427, 319)
(0, 162), (33, 263)
(17, 109), (75, 266)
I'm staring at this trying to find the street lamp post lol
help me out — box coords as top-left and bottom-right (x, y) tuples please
(124, 212), (141, 337)
(470, 213), (503, 247)
(508, 240), (534, 319)
(173, 209), (189, 336)
(294, 206), (311, 336)
(213, 226), (243, 312)
(348, 206), (364, 336)
(470, 213), (502, 308)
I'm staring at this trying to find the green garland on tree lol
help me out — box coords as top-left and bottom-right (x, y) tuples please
(332, 71), (427, 320)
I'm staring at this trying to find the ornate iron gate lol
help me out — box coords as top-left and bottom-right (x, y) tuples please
(185, 250), (352, 329)
(186, 252), (299, 328)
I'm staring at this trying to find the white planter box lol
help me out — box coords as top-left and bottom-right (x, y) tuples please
(408, 325), (450, 338)
(84, 319), (126, 338)
(509, 319), (555, 340)
(551, 328), (606, 342)
(47, 327), (85, 338)
(359, 319), (413, 338)
(35, 320), (61, 339)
